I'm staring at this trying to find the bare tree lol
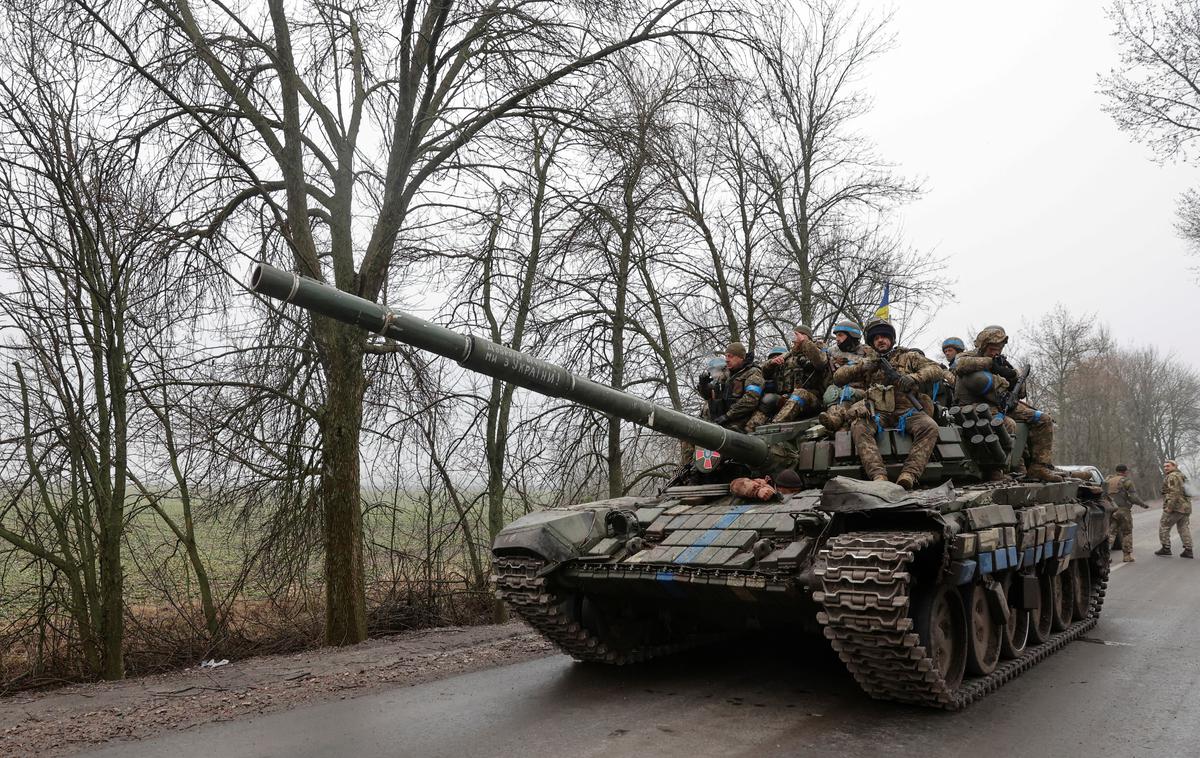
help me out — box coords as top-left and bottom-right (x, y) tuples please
(1103, 0), (1200, 256)
(77, 0), (738, 644)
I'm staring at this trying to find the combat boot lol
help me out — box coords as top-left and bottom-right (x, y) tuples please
(896, 472), (917, 490)
(1027, 464), (1064, 483)
(1155, 545), (1172, 557)
(1181, 548), (1194, 559)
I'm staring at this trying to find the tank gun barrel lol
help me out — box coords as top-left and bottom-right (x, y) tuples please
(249, 264), (772, 466)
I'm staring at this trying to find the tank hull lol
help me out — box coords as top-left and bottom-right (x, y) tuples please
(493, 478), (1110, 709)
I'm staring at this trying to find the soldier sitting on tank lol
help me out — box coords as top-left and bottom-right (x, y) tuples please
(705, 341), (764, 432)
(941, 336), (965, 366)
(952, 325), (1061, 482)
(818, 320), (869, 431)
(766, 323), (828, 424)
(744, 346), (788, 431)
(828, 318), (942, 489)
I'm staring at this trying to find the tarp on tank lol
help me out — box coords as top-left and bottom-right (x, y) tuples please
(817, 476), (954, 513)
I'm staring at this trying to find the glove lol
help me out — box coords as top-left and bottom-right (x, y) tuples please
(1140, 503), (1150, 509)
(896, 374), (917, 393)
(713, 414), (728, 426)
(991, 356), (1018, 383)
(698, 371), (712, 387)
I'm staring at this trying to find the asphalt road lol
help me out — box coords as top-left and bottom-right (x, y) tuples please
(85, 507), (1200, 758)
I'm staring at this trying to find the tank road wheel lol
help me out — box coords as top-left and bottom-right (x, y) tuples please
(1051, 568), (1075, 632)
(964, 583), (1002, 676)
(1026, 572), (1054, 645)
(1070, 559), (1091, 621)
(1000, 575), (1029, 659)
(914, 583), (968, 691)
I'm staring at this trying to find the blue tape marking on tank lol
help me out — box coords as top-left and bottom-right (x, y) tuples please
(674, 505), (752, 564)
(956, 560), (977, 585)
(655, 572), (675, 582)
(1023, 547), (1036, 566)
(978, 551), (994, 575)
(1008, 546), (1019, 567)
(746, 384), (763, 395)
(994, 548), (1009, 572)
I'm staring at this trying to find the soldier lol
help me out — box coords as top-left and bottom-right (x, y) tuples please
(768, 324), (828, 423)
(830, 318), (942, 489)
(819, 320), (869, 430)
(1156, 460), (1193, 558)
(708, 341), (764, 432)
(1106, 464), (1149, 562)
(826, 319), (865, 368)
(941, 337), (965, 366)
(952, 325), (1062, 482)
(745, 346), (788, 431)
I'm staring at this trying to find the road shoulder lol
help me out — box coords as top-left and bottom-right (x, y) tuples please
(0, 621), (553, 756)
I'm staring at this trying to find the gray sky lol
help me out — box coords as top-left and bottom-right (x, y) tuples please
(858, 1), (1200, 365)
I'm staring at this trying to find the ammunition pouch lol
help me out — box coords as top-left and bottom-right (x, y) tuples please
(867, 384), (896, 413)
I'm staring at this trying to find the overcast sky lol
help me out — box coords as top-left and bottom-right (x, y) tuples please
(856, 1), (1200, 365)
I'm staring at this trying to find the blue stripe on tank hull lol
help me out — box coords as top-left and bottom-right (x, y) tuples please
(674, 505), (752, 564)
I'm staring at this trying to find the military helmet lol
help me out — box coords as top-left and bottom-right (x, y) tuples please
(793, 323), (814, 338)
(725, 341), (747, 357)
(1115, 464), (1128, 473)
(974, 325), (1009, 350)
(831, 320), (862, 337)
(864, 317), (896, 345)
(767, 346), (787, 357)
(942, 336), (965, 352)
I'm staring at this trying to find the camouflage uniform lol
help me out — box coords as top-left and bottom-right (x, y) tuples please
(819, 321), (870, 431)
(1159, 468), (1193, 553)
(770, 335), (828, 424)
(953, 326), (1058, 481)
(1105, 471), (1146, 560)
(715, 362), (765, 432)
(832, 322), (943, 486)
(744, 349), (787, 432)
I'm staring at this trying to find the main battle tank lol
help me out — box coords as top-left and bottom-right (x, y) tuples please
(250, 263), (1111, 710)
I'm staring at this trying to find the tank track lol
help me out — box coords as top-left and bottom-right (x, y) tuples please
(493, 556), (712, 664)
(815, 530), (1110, 710)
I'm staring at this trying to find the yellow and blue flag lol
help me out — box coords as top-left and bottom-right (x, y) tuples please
(874, 282), (890, 320)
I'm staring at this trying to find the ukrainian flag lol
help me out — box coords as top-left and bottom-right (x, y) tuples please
(875, 282), (890, 320)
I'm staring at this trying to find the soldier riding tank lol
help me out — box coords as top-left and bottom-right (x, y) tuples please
(250, 263), (1111, 710)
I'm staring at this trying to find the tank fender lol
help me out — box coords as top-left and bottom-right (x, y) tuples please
(491, 509), (606, 562)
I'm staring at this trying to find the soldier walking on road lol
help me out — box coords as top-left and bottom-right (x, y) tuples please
(1106, 464), (1149, 562)
(1156, 460), (1193, 558)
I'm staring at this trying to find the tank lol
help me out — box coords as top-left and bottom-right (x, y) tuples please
(249, 263), (1111, 710)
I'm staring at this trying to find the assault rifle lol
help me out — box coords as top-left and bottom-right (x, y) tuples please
(999, 364), (1031, 416)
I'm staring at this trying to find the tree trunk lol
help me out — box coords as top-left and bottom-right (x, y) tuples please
(318, 320), (368, 645)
